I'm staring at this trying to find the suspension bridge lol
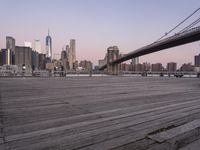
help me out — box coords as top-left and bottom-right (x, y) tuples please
(99, 8), (200, 74)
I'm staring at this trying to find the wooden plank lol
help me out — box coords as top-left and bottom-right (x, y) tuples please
(6, 103), (200, 150)
(0, 138), (4, 144)
(148, 119), (200, 143)
(179, 139), (200, 150)
(5, 100), (200, 142)
(76, 111), (200, 150)
(4, 97), (200, 136)
(0, 77), (199, 150)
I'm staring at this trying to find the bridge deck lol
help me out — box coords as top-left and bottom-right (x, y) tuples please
(0, 77), (200, 150)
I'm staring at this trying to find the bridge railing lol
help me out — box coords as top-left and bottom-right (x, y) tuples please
(120, 71), (199, 77)
(0, 70), (108, 77)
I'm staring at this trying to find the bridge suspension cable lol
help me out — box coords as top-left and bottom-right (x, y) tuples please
(157, 7), (200, 41)
(179, 17), (200, 33)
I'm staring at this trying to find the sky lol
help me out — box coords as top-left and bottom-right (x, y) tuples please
(0, 0), (200, 66)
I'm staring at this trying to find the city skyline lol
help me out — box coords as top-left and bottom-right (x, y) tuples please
(0, 0), (200, 66)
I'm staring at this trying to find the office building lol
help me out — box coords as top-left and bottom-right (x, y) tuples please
(120, 63), (130, 71)
(0, 50), (2, 66)
(34, 40), (42, 53)
(67, 40), (76, 70)
(131, 57), (139, 65)
(94, 65), (99, 71)
(32, 51), (39, 70)
(61, 49), (69, 71)
(15, 46), (32, 70)
(194, 54), (200, 67)
(24, 42), (32, 48)
(46, 59), (62, 71)
(79, 60), (93, 71)
(46, 30), (52, 61)
(167, 62), (177, 72)
(1, 49), (7, 65)
(68, 39), (76, 70)
(1, 49), (11, 65)
(134, 64), (143, 72)
(66, 45), (70, 53)
(180, 63), (194, 72)
(73, 60), (79, 70)
(151, 63), (163, 72)
(70, 39), (76, 63)
(61, 49), (67, 60)
(53, 53), (61, 60)
(38, 54), (46, 70)
(6, 36), (15, 64)
(1, 49), (6, 65)
(132, 63), (150, 72)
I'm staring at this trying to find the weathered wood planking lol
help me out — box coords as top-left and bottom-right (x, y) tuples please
(0, 77), (200, 150)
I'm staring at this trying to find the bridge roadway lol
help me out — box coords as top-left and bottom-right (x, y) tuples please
(100, 26), (200, 70)
(0, 77), (200, 150)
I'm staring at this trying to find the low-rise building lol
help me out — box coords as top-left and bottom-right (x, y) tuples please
(15, 46), (32, 71)
(194, 54), (200, 67)
(180, 63), (194, 72)
(167, 62), (177, 72)
(79, 60), (93, 71)
(120, 63), (130, 71)
(151, 63), (163, 72)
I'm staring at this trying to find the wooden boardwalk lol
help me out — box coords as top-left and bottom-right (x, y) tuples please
(0, 77), (200, 150)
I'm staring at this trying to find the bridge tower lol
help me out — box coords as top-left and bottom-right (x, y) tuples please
(107, 46), (119, 75)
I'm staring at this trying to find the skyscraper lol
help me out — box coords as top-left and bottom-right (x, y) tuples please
(70, 39), (76, 63)
(6, 36), (15, 64)
(34, 40), (42, 53)
(0, 50), (2, 66)
(38, 54), (46, 70)
(46, 30), (52, 61)
(61, 48), (69, 71)
(194, 54), (200, 67)
(61, 49), (67, 60)
(24, 42), (32, 48)
(1, 49), (11, 65)
(68, 39), (76, 70)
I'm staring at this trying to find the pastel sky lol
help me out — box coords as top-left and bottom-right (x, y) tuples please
(0, 0), (200, 66)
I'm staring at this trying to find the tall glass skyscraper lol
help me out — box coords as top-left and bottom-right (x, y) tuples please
(6, 36), (15, 64)
(68, 39), (76, 70)
(34, 40), (42, 54)
(46, 30), (52, 61)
